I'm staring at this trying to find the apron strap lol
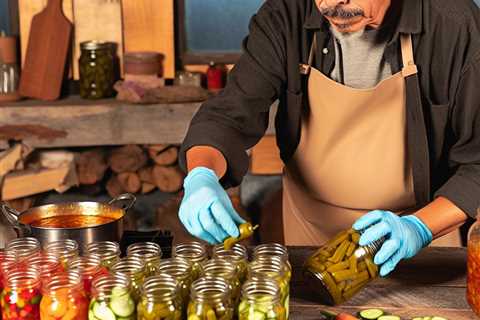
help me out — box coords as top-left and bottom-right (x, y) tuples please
(300, 33), (317, 75)
(400, 34), (418, 77)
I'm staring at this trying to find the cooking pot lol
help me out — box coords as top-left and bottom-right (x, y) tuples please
(0, 194), (136, 248)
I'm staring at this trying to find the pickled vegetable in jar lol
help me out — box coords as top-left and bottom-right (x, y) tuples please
(6, 237), (41, 261)
(44, 239), (79, 268)
(238, 278), (286, 320)
(1, 268), (41, 320)
(253, 243), (292, 282)
(90, 273), (136, 320)
(24, 253), (62, 283)
(173, 242), (208, 279)
(303, 228), (382, 305)
(127, 242), (162, 276)
(79, 41), (115, 99)
(85, 241), (121, 270)
(68, 255), (108, 297)
(0, 251), (17, 288)
(40, 272), (88, 320)
(201, 259), (241, 305)
(111, 256), (146, 301)
(157, 257), (193, 308)
(187, 277), (233, 320)
(137, 274), (182, 320)
(467, 212), (480, 316)
(212, 244), (248, 282)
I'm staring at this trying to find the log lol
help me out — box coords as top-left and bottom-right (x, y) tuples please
(76, 149), (108, 185)
(152, 165), (184, 193)
(141, 182), (156, 194)
(109, 145), (148, 173)
(138, 166), (155, 184)
(106, 175), (125, 198)
(117, 172), (141, 194)
(149, 146), (178, 166)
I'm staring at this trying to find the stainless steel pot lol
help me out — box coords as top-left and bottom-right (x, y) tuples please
(0, 194), (136, 248)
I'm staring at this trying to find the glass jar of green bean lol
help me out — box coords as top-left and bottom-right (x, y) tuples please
(212, 244), (249, 282)
(201, 258), (242, 306)
(172, 242), (208, 279)
(84, 241), (121, 270)
(187, 277), (234, 320)
(79, 41), (115, 99)
(156, 257), (194, 309)
(111, 256), (146, 301)
(238, 278), (287, 320)
(303, 228), (383, 305)
(127, 242), (162, 276)
(137, 274), (183, 320)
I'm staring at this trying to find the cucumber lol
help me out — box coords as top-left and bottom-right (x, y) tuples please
(251, 310), (266, 320)
(360, 309), (384, 319)
(110, 295), (135, 317)
(88, 311), (100, 320)
(377, 316), (401, 320)
(431, 317), (448, 320)
(93, 302), (116, 320)
(111, 286), (129, 298)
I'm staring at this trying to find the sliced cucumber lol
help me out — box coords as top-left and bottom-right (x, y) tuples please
(88, 311), (100, 320)
(251, 310), (266, 320)
(110, 295), (135, 317)
(266, 309), (278, 319)
(93, 302), (116, 320)
(359, 309), (384, 319)
(111, 286), (129, 298)
(431, 317), (448, 320)
(378, 316), (401, 320)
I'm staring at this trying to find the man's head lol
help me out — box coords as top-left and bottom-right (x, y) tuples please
(316, 0), (391, 33)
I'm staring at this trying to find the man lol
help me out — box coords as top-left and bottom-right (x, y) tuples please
(179, 0), (480, 276)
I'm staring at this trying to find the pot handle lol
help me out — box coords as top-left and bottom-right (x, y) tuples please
(0, 203), (30, 235)
(108, 193), (136, 211)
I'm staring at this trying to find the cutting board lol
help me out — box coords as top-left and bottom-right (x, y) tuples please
(73, 0), (124, 79)
(122, 0), (175, 79)
(18, 0), (73, 100)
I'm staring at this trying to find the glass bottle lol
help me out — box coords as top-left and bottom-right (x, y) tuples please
(24, 253), (62, 283)
(68, 255), (108, 297)
(127, 242), (162, 276)
(6, 237), (41, 260)
(90, 273), (136, 320)
(1, 268), (41, 320)
(173, 242), (208, 279)
(0, 32), (19, 102)
(212, 243), (249, 282)
(156, 257), (193, 308)
(467, 211), (480, 316)
(201, 258), (241, 305)
(238, 278), (287, 320)
(253, 243), (292, 281)
(44, 239), (79, 268)
(187, 277), (233, 320)
(40, 272), (88, 320)
(137, 274), (182, 320)
(111, 256), (146, 301)
(84, 241), (121, 270)
(79, 41), (115, 99)
(303, 228), (383, 305)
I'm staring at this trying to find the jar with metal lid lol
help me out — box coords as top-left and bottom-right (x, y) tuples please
(24, 253), (62, 283)
(213, 243), (249, 282)
(253, 243), (292, 281)
(238, 278), (286, 320)
(79, 41), (115, 99)
(173, 241), (208, 279)
(467, 208), (480, 315)
(303, 228), (383, 305)
(201, 258), (241, 305)
(127, 242), (162, 276)
(40, 272), (88, 320)
(0, 32), (20, 102)
(156, 257), (193, 307)
(84, 241), (121, 269)
(188, 277), (234, 320)
(44, 239), (79, 268)
(6, 237), (41, 260)
(68, 255), (108, 297)
(1, 268), (41, 319)
(111, 256), (146, 301)
(137, 274), (182, 320)
(90, 273), (136, 320)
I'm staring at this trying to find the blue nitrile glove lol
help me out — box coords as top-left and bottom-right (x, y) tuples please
(352, 210), (432, 277)
(179, 167), (245, 244)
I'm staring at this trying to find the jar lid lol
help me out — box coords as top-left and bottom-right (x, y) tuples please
(80, 41), (112, 50)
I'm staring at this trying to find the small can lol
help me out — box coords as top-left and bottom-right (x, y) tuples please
(79, 41), (115, 99)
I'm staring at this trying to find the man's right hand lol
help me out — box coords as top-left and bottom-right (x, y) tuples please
(179, 167), (245, 244)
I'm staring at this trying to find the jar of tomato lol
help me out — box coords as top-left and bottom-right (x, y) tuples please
(6, 237), (41, 260)
(40, 272), (88, 320)
(467, 209), (480, 315)
(68, 255), (108, 297)
(24, 253), (62, 284)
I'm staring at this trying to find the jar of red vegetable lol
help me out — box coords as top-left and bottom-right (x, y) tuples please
(6, 237), (41, 260)
(24, 253), (63, 284)
(68, 255), (108, 297)
(1, 268), (42, 320)
(467, 209), (480, 316)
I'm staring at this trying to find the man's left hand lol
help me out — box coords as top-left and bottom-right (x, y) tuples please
(353, 210), (433, 276)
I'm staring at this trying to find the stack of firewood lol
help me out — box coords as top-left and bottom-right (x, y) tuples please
(76, 144), (184, 198)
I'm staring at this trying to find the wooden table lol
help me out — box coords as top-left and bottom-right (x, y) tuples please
(288, 247), (476, 319)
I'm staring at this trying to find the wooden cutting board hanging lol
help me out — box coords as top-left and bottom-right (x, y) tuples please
(122, 0), (175, 79)
(18, 0), (73, 100)
(72, 0), (124, 79)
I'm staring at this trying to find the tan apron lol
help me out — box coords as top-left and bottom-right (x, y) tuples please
(282, 33), (461, 246)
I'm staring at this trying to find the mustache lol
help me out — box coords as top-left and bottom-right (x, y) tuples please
(319, 6), (365, 19)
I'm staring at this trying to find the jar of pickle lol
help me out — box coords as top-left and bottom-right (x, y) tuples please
(44, 239), (79, 268)
(68, 255), (108, 297)
(156, 257), (193, 307)
(127, 242), (162, 276)
(90, 273), (136, 320)
(40, 272), (88, 320)
(138, 274), (182, 320)
(111, 256), (146, 301)
(85, 241), (121, 269)
(173, 241), (208, 279)
(79, 41), (115, 99)
(201, 258), (241, 305)
(24, 253), (62, 283)
(253, 243), (292, 282)
(6, 237), (41, 260)
(303, 228), (383, 305)
(238, 278), (286, 320)
(1, 268), (41, 319)
(213, 244), (249, 282)
(467, 209), (480, 315)
(188, 277), (233, 320)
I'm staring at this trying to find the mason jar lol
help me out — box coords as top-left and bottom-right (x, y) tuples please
(6, 237), (41, 260)
(137, 274), (182, 320)
(24, 253), (62, 284)
(44, 239), (79, 268)
(156, 257), (193, 308)
(40, 272), (88, 320)
(84, 241), (121, 269)
(127, 242), (162, 276)
(212, 243), (249, 282)
(1, 268), (41, 320)
(303, 228), (383, 305)
(188, 277), (233, 320)
(79, 41), (115, 99)
(90, 273), (136, 320)
(238, 278), (287, 320)
(253, 243), (292, 282)
(111, 256), (146, 301)
(201, 258), (241, 305)
(68, 255), (108, 297)
(173, 242), (208, 279)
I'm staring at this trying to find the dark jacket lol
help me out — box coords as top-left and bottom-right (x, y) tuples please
(180, 0), (480, 218)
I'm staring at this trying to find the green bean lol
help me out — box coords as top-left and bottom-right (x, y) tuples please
(349, 255), (358, 273)
(345, 242), (356, 257)
(347, 271), (370, 289)
(321, 272), (342, 304)
(327, 231), (350, 249)
(331, 269), (357, 282)
(351, 232), (360, 244)
(326, 260), (349, 273)
(365, 257), (379, 278)
(328, 240), (350, 263)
